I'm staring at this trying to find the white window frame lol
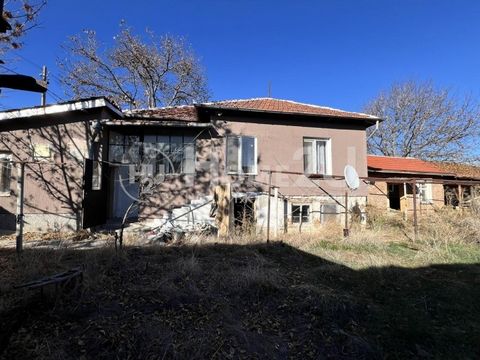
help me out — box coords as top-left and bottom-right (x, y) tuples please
(226, 136), (258, 175)
(0, 153), (12, 196)
(303, 137), (332, 175)
(417, 183), (433, 204)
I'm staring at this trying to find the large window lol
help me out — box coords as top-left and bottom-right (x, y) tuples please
(0, 153), (12, 194)
(226, 136), (257, 174)
(108, 132), (195, 175)
(303, 138), (331, 175)
(143, 135), (195, 175)
(292, 205), (310, 223)
(108, 132), (141, 163)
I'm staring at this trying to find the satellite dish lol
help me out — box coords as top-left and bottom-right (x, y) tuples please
(344, 165), (360, 190)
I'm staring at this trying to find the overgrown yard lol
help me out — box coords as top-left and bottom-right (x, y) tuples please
(1, 210), (479, 359)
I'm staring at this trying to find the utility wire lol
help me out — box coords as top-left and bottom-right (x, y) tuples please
(0, 64), (21, 75)
(15, 53), (64, 85)
(0, 57), (68, 105)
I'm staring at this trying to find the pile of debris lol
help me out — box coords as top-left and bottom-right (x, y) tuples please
(143, 221), (217, 244)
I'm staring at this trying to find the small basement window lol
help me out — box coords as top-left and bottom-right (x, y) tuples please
(291, 205), (310, 223)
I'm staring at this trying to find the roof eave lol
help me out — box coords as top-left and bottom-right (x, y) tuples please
(195, 104), (382, 125)
(368, 168), (454, 177)
(103, 119), (212, 128)
(0, 97), (123, 121)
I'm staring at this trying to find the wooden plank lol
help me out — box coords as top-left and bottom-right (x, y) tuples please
(215, 184), (231, 237)
(14, 268), (82, 290)
(412, 181), (418, 240)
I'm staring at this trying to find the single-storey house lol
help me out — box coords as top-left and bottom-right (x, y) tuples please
(0, 97), (380, 234)
(367, 155), (480, 214)
(434, 161), (480, 207)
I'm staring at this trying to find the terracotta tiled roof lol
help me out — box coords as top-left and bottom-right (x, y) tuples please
(126, 105), (197, 122)
(367, 155), (452, 175)
(202, 98), (380, 120)
(434, 162), (480, 180)
(125, 98), (380, 122)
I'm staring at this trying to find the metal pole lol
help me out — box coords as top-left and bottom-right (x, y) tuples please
(15, 162), (25, 254)
(41, 66), (47, 106)
(273, 187), (278, 239)
(412, 180), (418, 240)
(266, 170), (272, 243)
(343, 190), (349, 237)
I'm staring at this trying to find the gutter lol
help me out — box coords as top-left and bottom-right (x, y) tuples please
(368, 168), (456, 177)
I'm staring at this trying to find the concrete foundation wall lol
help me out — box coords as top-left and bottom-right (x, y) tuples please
(255, 194), (367, 235)
(23, 213), (79, 232)
(140, 196), (215, 230)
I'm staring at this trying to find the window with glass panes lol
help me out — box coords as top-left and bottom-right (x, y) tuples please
(417, 183), (433, 204)
(143, 135), (195, 174)
(108, 132), (141, 164)
(226, 136), (257, 174)
(108, 132), (195, 174)
(291, 205), (310, 223)
(303, 138), (330, 175)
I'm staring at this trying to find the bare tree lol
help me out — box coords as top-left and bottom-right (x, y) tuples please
(365, 81), (480, 161)
(59, 25), (209, 109)
(0, 0), (46, 55)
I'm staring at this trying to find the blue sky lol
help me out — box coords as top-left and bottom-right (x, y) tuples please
(1, 0), (480, 112)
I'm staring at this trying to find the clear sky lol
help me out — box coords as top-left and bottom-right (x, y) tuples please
(1, 0), (480, 112)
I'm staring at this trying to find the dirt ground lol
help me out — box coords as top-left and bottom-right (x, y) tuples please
(1, 237), (479, 359)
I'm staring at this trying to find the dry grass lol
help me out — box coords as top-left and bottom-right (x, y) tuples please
(0, 209), (479, 359)
(418, 208), (480, 245)
(276, 207), (480, 269)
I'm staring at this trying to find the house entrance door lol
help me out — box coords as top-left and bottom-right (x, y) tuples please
(388, 183), (401, 210)
(111, 165), (139, 219)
